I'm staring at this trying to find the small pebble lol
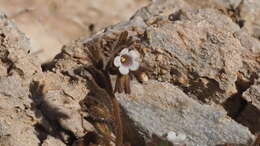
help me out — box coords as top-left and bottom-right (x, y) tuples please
(140, 72), (149, 82)
(156, 54), (163, 61)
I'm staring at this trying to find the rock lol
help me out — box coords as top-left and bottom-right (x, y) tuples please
(42, 136), (66, 146)
(0, 11), (40, 146)
(0, 0), (259, 145)
(243, 78), (260, 110)
(237, 77), (260, 133)
(0, 12), (41, 78)
(183, 0), (260, 39)
(51, 0), (259, 145)
(83, 0), (258, 104)
(144, 8), (243, 103)
(116, 80), (254, 146)
(33, 72), (95, 138)
(0, 10), (94, 146)
(231, 0), (260, 39)
(233, 30), (260, 82)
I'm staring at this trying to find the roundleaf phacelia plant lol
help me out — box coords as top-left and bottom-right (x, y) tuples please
(79, 31), (149, 146)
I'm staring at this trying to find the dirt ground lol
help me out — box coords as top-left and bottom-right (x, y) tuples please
(0, 0), (150, 63)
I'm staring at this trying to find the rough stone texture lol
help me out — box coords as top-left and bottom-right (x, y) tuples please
(77, 0), (258, 145)
(0, 12), (40, 146)
(117, 80), (254, 146)
(184, 0), (260, 40)
(233, 30), (260, 82)
(0, 11), (93, 146)
(46, 0), (259, 145)
(144, 8), (243, 103)
(0, 0), (259, 145)
(33, 71), (94, 138)
(243, 77), (260, 110)
(42, 136), (66, 146)
(238, 77), (260, 133)
(85, 0), (260, 104)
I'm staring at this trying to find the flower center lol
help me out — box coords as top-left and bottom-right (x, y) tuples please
(120, 55), (132, 66)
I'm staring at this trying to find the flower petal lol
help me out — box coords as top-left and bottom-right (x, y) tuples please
(128, 50), (140, 59)
(166, 131), (177, 143)
(175, 133), (186, 141)
(114, 56), (121, 67)
(120, 48), (129, 55)
(119, 66), (129, 75)
(166, 131), (186, 144)
(129, 60), (139, 71)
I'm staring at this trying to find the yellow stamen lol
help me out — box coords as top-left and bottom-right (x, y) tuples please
(120, 56), (127, 63)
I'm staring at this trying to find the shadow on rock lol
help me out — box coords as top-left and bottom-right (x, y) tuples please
(29, 81), (76, 145)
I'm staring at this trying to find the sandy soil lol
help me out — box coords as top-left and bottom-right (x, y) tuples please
(0, 0), (150, 63)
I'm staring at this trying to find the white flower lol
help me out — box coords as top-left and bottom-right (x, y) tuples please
(166, 131), (186, 144)
(113, 48), (140, 75)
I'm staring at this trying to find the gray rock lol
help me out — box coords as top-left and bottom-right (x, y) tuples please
(56, 0), (258, 145)
(0, 0), (259, 145)
(117, 80), (254, 146)
(144, 8), (243, 103)
(233, 30), (260, 81)
(84, 0), (259, 104)
(183, 0), (260, 39)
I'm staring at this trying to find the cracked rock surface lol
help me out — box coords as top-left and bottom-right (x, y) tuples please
(0, 12), (93, 146)
(0, 11), (40, 146)
(0, 0), (259, 145)
(117, 80), (254, 146)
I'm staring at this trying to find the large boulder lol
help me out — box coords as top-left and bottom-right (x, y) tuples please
(117, 80), (254, 146)
(0, 0), (259, 145)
